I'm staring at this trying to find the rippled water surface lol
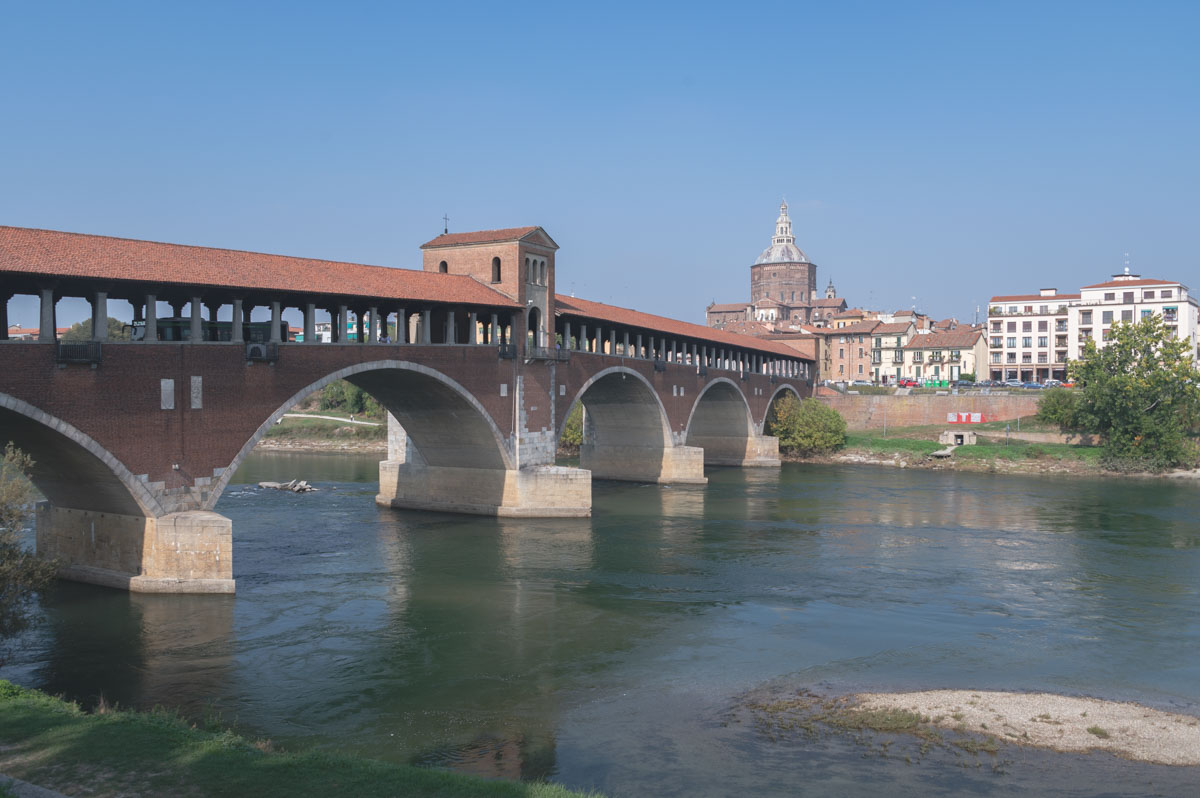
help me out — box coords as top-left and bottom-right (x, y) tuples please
(4, 453), (1200, 796)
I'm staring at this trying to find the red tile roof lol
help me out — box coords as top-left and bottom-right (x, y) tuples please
(555, 295), (812, 360)
(812, 297), (847, 307)
(990, 293), (1080, 302)
(706, 301), (749, 312)
(903, 329), (983, 349)
(873, 322), (914, 335)
(1079, 278), (1179, 289)
(420, 226), (542, 248)
(0, 226), (519, 307)
(820, 320), (881, 336)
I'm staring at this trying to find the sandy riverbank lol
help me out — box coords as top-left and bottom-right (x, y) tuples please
(850, 690), (1200, 766)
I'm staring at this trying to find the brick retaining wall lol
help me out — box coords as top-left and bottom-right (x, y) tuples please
(817, 393), (1042, 431)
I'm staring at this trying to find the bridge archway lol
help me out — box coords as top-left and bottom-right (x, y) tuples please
(762, 384), (804, 435)
(0, 393), (163, 517)
(684, 378), (756, 466)
(561, 367), (701, 483)
(210, 360), (516, 508)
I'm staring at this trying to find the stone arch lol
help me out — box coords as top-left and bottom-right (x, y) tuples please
(526, 306), (542, 348)
(559, 367), (692, 483)
(0, 393), (164, 517)
(207, 360), (515, 509)
(684, 378), (755, 465)
(762, 384), (803, 435)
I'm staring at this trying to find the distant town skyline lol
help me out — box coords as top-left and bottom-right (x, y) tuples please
(3, 1), (1196, 329)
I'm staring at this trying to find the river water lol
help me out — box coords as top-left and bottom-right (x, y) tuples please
(3, 454), (1199, 796)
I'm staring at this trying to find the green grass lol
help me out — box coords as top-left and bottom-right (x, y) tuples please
(264, 417), (386, 441)
(844, 434), (942, 457)
(0, 681), (599, 798)
(956, 439), (1103, 463)
(1086, 725), (1111, 739)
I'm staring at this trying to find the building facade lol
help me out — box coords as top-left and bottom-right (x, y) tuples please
(869, 322), (917, 383)
(901, 329), (986, 383)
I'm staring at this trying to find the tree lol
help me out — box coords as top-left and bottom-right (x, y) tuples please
(60, 317), (130, 342)
(767, 394), (847, 455)
(1036, 387), (1080, 431)
(558, 403), (583, 455)
(1068, 315), (1200, 470)
(1, 444), (57, 656)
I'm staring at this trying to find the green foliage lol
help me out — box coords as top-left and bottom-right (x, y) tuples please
(960, 372), (975, 382)
(317, 381), (382, 418)
(59, 317), (129, 342)
(1, 445), (58, 655)
(768, 395), (847, 455)
(558, 403), (583, 454)
(1036, 387), (1081, 431)
(1069, 315), (1200, 470)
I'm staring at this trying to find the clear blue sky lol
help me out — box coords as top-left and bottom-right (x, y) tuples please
(3, 1), (1197, 328)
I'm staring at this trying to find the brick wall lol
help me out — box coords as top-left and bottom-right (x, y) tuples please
(817, 393), (1042, 431)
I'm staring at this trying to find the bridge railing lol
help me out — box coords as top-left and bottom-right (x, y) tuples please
(55, 341), (102, 364)
(526, 346), (569, 362)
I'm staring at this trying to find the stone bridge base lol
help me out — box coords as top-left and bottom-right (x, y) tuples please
(688, 434), (781, 467)
(36, 505), (235, 594)
(376, 461), (592, 517)
(580, 444), (707, 484)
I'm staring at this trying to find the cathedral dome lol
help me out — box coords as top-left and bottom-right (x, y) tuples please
(755, 242), (809, 264)
(753, 199), (810, 264)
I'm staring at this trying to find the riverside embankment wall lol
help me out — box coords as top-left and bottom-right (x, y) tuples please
(817, 393), (1042, 431)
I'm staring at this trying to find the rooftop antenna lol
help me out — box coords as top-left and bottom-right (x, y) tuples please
(1123, 251), (1131, 275)
(442, 214), (450, 235)
(974, 304), (980, 325)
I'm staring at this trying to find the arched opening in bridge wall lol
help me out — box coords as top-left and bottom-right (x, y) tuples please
(526, 307), (542, 349)
(561, 367), (703, 484)
(684, 379), (757, 466)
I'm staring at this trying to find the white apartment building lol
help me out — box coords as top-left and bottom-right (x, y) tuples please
(986, 289), (1078, 383)
(988, 270), (1200, 383)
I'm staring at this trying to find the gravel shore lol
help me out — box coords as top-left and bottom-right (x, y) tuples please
(853, 690), (1200, 765)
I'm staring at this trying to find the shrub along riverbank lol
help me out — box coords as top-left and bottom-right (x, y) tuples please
(0, 681), (599, 798)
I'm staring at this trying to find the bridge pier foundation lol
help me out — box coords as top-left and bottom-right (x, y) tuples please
(580, 444), (707, 484)
(687, 434), (782, 467)
(36, 504), (235, 594)
(376, 461), (591, 517)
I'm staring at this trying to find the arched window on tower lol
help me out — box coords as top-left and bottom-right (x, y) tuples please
(525, 257), (531, 282)
(492, 257), (501, 283)
(438, 260), (448, 273)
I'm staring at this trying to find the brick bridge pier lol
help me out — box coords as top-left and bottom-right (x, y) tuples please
(0, 224), (812, 593)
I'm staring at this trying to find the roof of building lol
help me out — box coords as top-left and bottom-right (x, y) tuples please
(832, 308), (865, 318)
(903, 329), (983, 349)
(873, 322), (914, 335)
(990, 293), (1080, 302)
(821, 320), (880, 336)
(812, 297), (847, 308)
(754, 242), (810, 265)
(706, 301), (749, 313)
(711, 319), (775, 337)
(555, 295), (811, 359)
(1079, 277), (1179, 290)
(419, 226), (545, 249)
(0, 226), (521, 307)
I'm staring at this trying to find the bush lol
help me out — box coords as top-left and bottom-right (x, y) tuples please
(317, 381), (382, 418)
(767, 395), (847, 455)
(1, 444), (58, 657)
(1036, 387), (1080, 431)
(558, 403), (583, 455)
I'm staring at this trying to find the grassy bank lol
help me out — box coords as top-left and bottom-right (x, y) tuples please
(0, 681), (597, 798)
(263, 416), (386, 443)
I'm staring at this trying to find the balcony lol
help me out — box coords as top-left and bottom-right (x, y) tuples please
(989, 339), (1003, 348)
(527, 346), (570, 362)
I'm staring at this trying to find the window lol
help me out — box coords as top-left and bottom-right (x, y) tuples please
(1039, 305), (1049, 314)
(1104, 292), (1115, 301)
(1022, 353), (1032, 363)
(1007, 352), (1016, 363)
(874, 338), (882, 348)
(838, 365), (844, 375)
(1123, 292), (1134, 303)
(1022, 337), (1032, 347)
(1007, 321), (1017, 332)
(1037, 353), (1048, 363)
(1143, 290), (1156, 300)
(913, 352), (923, 362)
(1102, 310), (1113, 324)
(1161, 289), (1173, 299)
(1142, 309), (1153, 319)
(991, 337), (1002, 347)
(1024, 305), (1033, 313)
(838, 348), (844, 358)
(491, 257), (502, 282)
(858, 347), (864, 357)
(1164, 306), (1178, 322)
(991, 352), (1001, 363)
(1081, 310), (1092, 324)
(1022, 321), (1032, 332)
(1008, 306), (1018, 313)
(1037, 320), (1048, 332)
(1102, 328), (1111, 340)
(991, 321), (1001, 332)
(951, 350), (960, 360)
(438, 260), (448, 273)
(895, 337), (901, 347)
(791, 291), (795, 301)
(1006, 337), (1016, 348)
(1037, 336), (1047, 347)
(858, 364), (863, 374)
(1121, 310), (1133, 322)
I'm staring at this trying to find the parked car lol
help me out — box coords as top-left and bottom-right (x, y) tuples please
(851, 379), (873, 386)
(953, 380), (975, 388)
(897, 378), (919, 387)
(1043, 379), (1063, 388)
(1023, 381), (1044, 389)
(976, 379), (999, 388)
(1004, 379), (1023, 388)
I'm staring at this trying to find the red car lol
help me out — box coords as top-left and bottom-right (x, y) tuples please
(897, 378), (919, 387)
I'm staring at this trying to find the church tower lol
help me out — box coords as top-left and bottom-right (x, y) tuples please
(825, 278), (836, 299)
(749, 200), (818, 322)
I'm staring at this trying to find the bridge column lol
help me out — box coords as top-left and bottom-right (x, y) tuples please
(420, 310), (432, 344)
(563, 322), (572, 349)
(270, 301), (283, 343)
(397, 308), (407, 343)
(0, 293), (8, 340)
(189, 297), (203, 342)
(468, 312), (477, 344)
(304, 303), (316, 343)
(490, 313), (499, 345)
(39, 287), (56, 342)
(230, 299), (242, 342)
(445, 311), (456, 344)
(91, 290), (108, 340)
(368, 306), (379, 343)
